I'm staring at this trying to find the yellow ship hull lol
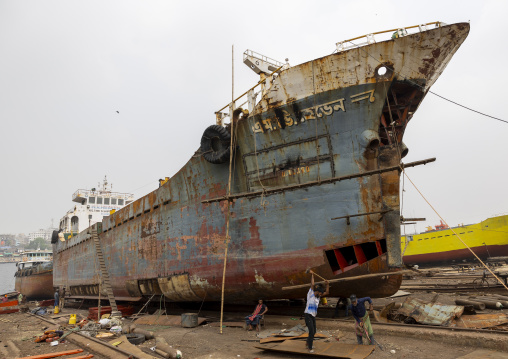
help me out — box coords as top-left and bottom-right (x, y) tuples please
(401, 215), (508, 265)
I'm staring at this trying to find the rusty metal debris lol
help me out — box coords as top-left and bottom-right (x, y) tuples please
(455, 313), (508, 329)
(256, 340), (374, 358)
(389, 297), (464, 326)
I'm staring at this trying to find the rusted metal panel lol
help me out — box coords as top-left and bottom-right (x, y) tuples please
(125, 279), (142, 297)
(155, 182), (171, 206)
(158, 274), (201, 301)
(53, 23), (469, 303)
(455, 314), (508, 329)
(256, 340), (374, 358)
(398, 297), (464, 326)
(103, 215), (111, 231)
(253, 23), (470, 116)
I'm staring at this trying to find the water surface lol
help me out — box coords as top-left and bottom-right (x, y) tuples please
(0, 262), (17, 294)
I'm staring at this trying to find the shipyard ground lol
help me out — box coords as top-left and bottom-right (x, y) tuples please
(1, 311), (506, 359)
(3, 267), (508, 359)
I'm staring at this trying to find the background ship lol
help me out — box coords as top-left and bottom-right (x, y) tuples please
(14, 250), (53, 299)
(14, 178), (133, 299)
(60, 176), (134, 235)
(53, 22), (469, 303)
(402, 214), (508, 266)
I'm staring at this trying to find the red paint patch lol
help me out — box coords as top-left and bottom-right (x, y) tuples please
(246, 218), (263, 251)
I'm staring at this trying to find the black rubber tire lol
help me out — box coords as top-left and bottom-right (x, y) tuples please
(125, 333), (145, 345)
(200, 125), (231, 164)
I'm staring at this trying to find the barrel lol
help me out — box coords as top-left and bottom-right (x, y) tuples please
(181, 313), (198, 328)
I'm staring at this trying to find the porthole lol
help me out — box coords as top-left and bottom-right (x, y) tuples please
(375, 63), (393, 79)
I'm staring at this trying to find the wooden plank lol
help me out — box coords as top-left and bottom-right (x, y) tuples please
(256, 340), (374, 358)
(16, 349), (84, 359)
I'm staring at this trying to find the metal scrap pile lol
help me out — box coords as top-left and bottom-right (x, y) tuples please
(378, 295), (508, 330)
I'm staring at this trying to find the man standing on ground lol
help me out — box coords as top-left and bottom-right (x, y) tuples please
(59, 287), (66, 309)
(304, 272), (329, 353)
(54, 289), (59, 312)
(349, 294), (374, 345)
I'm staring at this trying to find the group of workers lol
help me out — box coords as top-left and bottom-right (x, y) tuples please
(245, 272), (375, 354)
(2, 292), (24, 303)
(1, 288), (65, 311)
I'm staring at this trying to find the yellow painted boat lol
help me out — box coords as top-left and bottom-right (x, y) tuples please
(401, 215), (508, 265)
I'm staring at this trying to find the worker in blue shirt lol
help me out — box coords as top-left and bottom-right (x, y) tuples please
(54, 289), (60, 312)
(349, 294), (374, 345)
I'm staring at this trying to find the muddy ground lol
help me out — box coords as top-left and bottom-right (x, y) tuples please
(1, 310), (503, 359)
(2, 268), (508, 359)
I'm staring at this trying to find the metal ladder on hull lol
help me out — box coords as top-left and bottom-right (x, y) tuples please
(91, 227), (120, 317)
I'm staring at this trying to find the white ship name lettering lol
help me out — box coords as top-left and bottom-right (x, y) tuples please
(350, 89), (375, 103)
(252, 89), (375, 134)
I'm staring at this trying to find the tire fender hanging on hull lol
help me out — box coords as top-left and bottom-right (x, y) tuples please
(201, 125), (231, 164)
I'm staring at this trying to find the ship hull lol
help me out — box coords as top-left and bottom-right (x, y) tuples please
(15, 270), (54, 299)
(402, 215), (508, 266)
(53, 23), (469, 302)
(404, 244), (508, 265)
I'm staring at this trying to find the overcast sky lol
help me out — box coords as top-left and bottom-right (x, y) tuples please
(0, 1), (506, 235)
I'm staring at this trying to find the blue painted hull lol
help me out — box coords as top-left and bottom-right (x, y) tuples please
(53, 23), (470, 302)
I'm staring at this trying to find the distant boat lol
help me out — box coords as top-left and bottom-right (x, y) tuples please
(401, 214), (508, 265)
(14, 250), (53, 299)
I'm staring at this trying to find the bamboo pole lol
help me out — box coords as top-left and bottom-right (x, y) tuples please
(219, 44), (235, 334)
(282, 270), (413, 291)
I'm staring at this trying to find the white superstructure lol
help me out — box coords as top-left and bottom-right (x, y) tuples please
(59, 176), (134, 234)
(20, 250), (53, 262)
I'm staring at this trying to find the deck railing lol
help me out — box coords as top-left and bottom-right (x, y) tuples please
(335, 21), (444, 52)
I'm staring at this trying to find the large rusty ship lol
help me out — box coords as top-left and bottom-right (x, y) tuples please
(53, 22), (469, 302)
